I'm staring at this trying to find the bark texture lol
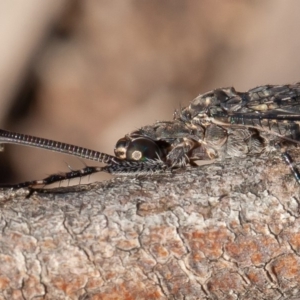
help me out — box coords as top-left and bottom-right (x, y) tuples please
(0, 150), (300, 300)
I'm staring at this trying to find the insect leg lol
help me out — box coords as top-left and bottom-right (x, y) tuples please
(281, 151), (300, 184)
(166, 138), (197, 167)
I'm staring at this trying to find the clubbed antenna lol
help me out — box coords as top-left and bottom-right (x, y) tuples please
(0, 129), (167, 188)
(0, 129), (119, 165)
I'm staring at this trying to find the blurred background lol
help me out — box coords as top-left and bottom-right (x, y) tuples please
(1, 0), (300, 185)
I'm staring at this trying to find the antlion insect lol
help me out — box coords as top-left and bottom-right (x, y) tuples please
(1, 82), (300, 189)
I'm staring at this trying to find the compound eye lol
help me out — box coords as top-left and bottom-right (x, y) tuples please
(126, 137), (161, 161)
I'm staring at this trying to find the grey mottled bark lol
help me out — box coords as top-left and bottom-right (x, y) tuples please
(0, 150), (300, 300)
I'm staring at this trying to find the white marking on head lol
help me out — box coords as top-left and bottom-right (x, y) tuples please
(132, 150), (142, 161)
(115, 147), (126, 159)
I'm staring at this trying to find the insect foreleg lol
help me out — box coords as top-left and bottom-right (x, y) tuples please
(166, 138), (198, 167)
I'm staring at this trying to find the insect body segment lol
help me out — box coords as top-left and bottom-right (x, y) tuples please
(1, 82), (300, 189)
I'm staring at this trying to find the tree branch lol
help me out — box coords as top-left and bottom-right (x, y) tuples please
(0, 150), (300, 299)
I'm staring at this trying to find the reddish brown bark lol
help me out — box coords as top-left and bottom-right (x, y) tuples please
(0, 150), (300, 299)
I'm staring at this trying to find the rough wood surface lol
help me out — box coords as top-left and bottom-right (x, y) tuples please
(0, 150), (300, 300)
